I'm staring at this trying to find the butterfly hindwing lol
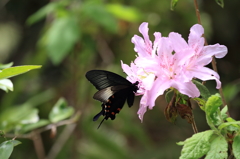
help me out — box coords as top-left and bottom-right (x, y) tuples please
(93, 85), (130, 103)
(103, 86), (132, 120)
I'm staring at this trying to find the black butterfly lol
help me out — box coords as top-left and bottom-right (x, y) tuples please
(85, 70), (139, 128)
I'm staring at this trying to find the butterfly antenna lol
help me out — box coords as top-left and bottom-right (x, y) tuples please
(97, 118), (105, 129)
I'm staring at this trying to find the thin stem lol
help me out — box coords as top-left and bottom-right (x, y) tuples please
(46, 124), (77, 159)
(194, 0), (202, 25)
(31, 131), (45, 159)
(188, 100), (198, 134)
(5, 111), (80, 139)
(193, 0), (228, 115)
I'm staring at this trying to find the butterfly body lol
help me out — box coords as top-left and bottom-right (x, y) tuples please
(85, 70), (139, 128)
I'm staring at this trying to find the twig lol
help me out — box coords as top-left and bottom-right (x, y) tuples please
(46, 123), (77, 159)
(188, 100), (198, 134)
(193, 0), (228, 115)
(5, 111), (80, 159)
(31, 131), (46, 159)
(5, 111), (80, 139)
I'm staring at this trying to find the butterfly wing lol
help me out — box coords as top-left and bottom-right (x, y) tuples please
(103, 87), (132, 120)
(93, 85), (129, 103)
(92, 86), (134, 120)
(85, 70), (132, 90)
(86, 70), (139, 128)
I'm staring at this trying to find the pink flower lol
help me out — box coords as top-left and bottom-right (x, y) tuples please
(122, 22), (228, 122)
(169, 24), (228, 89)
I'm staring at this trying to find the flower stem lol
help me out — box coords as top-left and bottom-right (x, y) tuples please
(193, 0), (228, 116)
(188, 99), (198, 134)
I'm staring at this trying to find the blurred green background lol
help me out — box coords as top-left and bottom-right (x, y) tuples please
(0, 0), (240, 158)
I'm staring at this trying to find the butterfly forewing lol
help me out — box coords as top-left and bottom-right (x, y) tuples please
(86, 70), (132, 90)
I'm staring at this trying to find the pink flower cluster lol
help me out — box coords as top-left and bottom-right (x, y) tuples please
(121, 22), (228, 121)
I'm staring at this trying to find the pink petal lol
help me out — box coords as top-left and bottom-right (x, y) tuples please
(152, 32), (161, 57)
(139, 22), (152, 49)
(171, 80), (200, 98)
(203, 44), (228, 58)
(169, 32), (188, 52)
(148, 79), (172, 108)
(188, 24), (204, 47)
(191, 67), (221, 89)
(142, 73), (155, 90)
(121, 61), (132, 75)
(134, 56), (159, 72)
(137, 93), (149, 122)
(131, 35), (148, 57)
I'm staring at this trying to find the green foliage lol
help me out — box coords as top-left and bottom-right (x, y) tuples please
(193, 80), (211, 101)
(193, 97), (206, 110)
(81, 0), (118, 33)
(106, 4), (143, 22)
(0, 65), (41, 92)
(0, 104), (40, 133)
(205, 135), (228, 159)
(165, 89), (174, 103)
(205, 94), (223, 128)
(0, 140), (21, 159)
(171, 0), (179, 10)
(0, 65), (41, 80)
(179, 94), (240, 159)
(215, 0), (224, 8)
(26, 2), (61, 25)
(49, 98), (74, 123)
(0, 63), (13, 70)
(21, 119), (50, 133)
(233, 134), (240, 159)
(45, 16), (80, 65)
(0, 79), (13, 92)
(179, 130), (214, 159)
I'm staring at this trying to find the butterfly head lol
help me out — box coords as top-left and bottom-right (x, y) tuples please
(132, 81), (139, 93)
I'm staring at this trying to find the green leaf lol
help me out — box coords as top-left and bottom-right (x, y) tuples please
(0, 105), (39, 133)
(179, 130), (214, 159)
(165, 89), (174, 103)
(21, 119), (49, 133)
(233, 134), (240, 159)
(218, 121), (240, 131)
(10, 140), (21, 147)
(0, 79), (13, 92)
(0, 65), (42, 80)
(192, 97), (206, 110)
(26, 2), (60, 25)
(0, 140), (21, 159)
(106, 4), (143, 22)
(0, 62), (13, 70)
(205, 94), (223, 127)
(46, 17), (80, 65)
(193, 80), (211, 100)
(171, 0), (179, 10)
(20, 108), (39, 124)
(49, 98), (74, 123)
(81, 1), (118, 33)
(176, 141), (184, 145)
(215, 0), (224, 8)
(205, 135), (228, 159)
(220, 106), (228, 121)
(0, 140), (13, 159)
